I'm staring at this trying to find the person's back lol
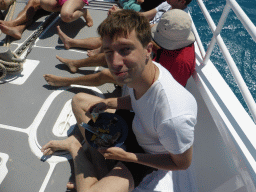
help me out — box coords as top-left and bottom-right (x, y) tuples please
(154, 43), (195, 87)
(151, 9), (196, 87)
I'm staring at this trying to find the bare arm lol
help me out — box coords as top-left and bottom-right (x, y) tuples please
(88, 95), (132, 116)
(100, 146), (193, 171)
(106, 95), (132, 110)
(139, 8), (157, 21)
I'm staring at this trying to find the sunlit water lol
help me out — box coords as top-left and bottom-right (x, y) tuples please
(189, 0), (256, 119)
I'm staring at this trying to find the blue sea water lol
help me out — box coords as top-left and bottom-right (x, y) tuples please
(189, 0), (256, 119)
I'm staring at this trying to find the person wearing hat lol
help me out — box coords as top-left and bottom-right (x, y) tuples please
(151, 9), (195, 86)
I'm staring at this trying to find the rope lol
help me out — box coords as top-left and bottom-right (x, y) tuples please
(0, 51), (24, 80)
(0, 1), (23, 80)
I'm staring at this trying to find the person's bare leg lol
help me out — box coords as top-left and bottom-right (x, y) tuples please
(87, 46), (102, 57)
(0, 0), (41, 27)
(71, 93), (134, 191)
(56, 55), (79, 73)
(57, 25), (101, 50)
(40, 0), (61, 12)
(57, 25), (72, 49)
(0, 0), (42, 39)
(41, 134), (133, 192)
(56, 53), (107, 73)
(0, 24), (26, 39)
(82, 8), (93, 27)
(59, 0), (93, 26)
(43, 68), (120, 87)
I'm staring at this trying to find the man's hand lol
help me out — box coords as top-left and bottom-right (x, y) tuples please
(98, 147), (135, 162)
(86, 100), (108, 118)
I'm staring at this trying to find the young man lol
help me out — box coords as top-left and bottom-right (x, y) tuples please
(0, 0), (92, 40)
(44, 9), (195, 87)
(41, 9), (197, 191)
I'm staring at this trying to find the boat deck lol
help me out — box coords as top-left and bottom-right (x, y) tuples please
(0, 1), (122, 191)
(0, 1), (255, 191)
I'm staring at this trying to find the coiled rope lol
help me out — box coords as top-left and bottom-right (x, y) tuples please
(0, 51), (24, 80)
(0, 0), (24, 80)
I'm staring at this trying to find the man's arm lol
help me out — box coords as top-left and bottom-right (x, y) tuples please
(106, 95), (132, 110)
(139, 8), (157, 21)
(135, 146), (193, 170)
(108, 4), (157, 22)
(100, 146), (193, 171)
(88, 95), (133, 115)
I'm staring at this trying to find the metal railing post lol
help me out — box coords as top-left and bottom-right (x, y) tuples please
(195, 0), (256, 123)
(203, 4), (231, 64)
(228, 0), (256, 43)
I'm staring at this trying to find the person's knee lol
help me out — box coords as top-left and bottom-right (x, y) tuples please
(60, 11), (73, 23)
(72, 93), (85, 110)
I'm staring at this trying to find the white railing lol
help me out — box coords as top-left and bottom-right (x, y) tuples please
(194, 0), (256, 123)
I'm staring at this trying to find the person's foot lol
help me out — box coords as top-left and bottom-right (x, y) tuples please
(0, 20), (15, 27)
(66, 182), (76, 190)
(43, 74), (72, 87)
(57, 25), (72, 50)
(41, 135), (81, 156)
(87, 47), (101, 57)
(84, 10), (93, 27)
(0, 24), (22, 39)
(56, 55), (78, 73)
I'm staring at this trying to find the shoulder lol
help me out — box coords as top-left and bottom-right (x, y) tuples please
(153, 62), (197, 115)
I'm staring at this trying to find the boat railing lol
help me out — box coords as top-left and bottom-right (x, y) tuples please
(192, 0), (256, 123)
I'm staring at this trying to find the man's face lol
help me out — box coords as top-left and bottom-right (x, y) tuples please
(102, 30), (152, 86)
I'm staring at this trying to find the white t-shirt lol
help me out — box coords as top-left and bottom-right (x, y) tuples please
(150, 1), (189, 25)
(130, 62), (198, 192)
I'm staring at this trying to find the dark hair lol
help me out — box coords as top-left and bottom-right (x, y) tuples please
(97, 9), (151, 47)
(184, 0), (192, 6)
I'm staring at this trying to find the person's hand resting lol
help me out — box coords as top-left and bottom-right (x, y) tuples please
(98, 147), (135, 162)
(87, 100), (108, 117)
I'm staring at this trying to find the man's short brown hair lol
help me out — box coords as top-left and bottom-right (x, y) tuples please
(97, 9), (151, 48)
